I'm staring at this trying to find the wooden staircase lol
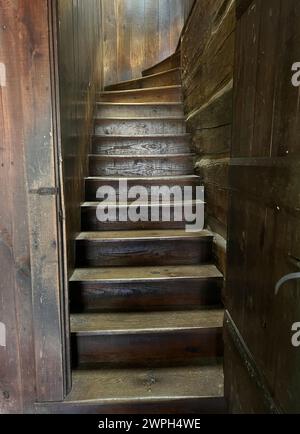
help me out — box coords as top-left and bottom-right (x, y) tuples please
(64, 51), (225, 414)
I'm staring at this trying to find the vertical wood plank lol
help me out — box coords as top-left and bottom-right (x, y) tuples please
(159, 0), (171, 60)
(144, 0), (160, 71)
(101, 0), (186, 86)
(117, 0), (132, 82)
(103, 0), (118, 86)
(129, 0), (146, 80)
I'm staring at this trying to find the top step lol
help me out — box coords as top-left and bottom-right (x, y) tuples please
(105, 68), (181, 92)
(99, 86), (182, 104)
(142, 51), (181, 77)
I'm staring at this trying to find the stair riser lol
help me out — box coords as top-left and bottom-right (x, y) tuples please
(96, 104), (184, 118)
(94, 119), (186, 136)
(89, 156), (194, 177)
(100, 88), (182, 103)
(70, 279), (222, 313)
(105, 69), (181, 91)
(85, 178), (199, 201)
(92, 136), (190, 155)
(143, 53), (181, 77)
(82, 204), (200, 231)
(72, 328), (223, 368)
(76, 239), (212, 267)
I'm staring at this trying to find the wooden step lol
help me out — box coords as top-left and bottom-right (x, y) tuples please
(71, 309), (224, 367)
(75, 230), (212, 267)
(94, 117), (186, 136)
(91, 134), (191, 155)
(143, 51), (181, 77)
(99, 86), (182, 103)
(85, 175), (200, 201)
(88, 154), (194, 177)
(81, 199), (202, 231)
(70, 265), (223, 312)
(39, 365), (226, 414)
(96, 102), (184, 118)
(105, 68), (181, 91)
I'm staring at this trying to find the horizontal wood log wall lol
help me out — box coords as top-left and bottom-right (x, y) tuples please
(181, 0), (236, 275)
(57, 0), (103, 274)
(102, 0), (192, 87)
(225, 0), (300, 413)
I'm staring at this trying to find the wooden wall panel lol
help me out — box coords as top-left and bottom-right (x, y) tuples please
(0, 0), (104, 412)
(226, 0), (300, 413)
(0, 0), (70, 410)
(57, 0), (103, 274)
(102, 0), (187, 86)
(181, 0), (236, 274)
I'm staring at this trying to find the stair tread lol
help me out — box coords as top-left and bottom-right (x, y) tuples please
(66, 364), (224, 402)
(86, 174), (199, 180)
(95, 116), (185, 120)
(142, 52), (181, 76)
(96, 102), (183, 106)
(81, 199), (202, 207)
(89, 153), (194, 158)
(70, 264), (222, 282)
(104, 68), (181, 89)
(76, 229), (211, 241)
(93, 134), (190, 138)
(71, 309), (224, 333)
(100, 85), (181, 95)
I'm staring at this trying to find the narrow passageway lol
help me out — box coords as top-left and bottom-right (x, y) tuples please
(66, 50), (225, 414)
(2, 0), (300, 415)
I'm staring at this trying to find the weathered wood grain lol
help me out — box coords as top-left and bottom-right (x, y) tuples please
(85, 175), (200, 201)
(100, 86), (182, 103)
(105, 68), (181, 91)
(71, 309), (224, 367)
(58, 0), (103, 272)
(226, 0), (300, 413)
(70, 264), (223, 312)
(102, 0), (185, 86)
(94, 118), (186, 136)
(89, 154), (194, 177)
(96, 102), (184, 118)
(91, 134), (191, 155)
(76, 230), (213, 267)
(37, 365), (225, 414)
(181, 0), (236, 276)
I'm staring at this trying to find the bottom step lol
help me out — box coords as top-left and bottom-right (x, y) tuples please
(37, 365), (225, 414)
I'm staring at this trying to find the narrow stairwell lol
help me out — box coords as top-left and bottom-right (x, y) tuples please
(66, 50), (225, 414)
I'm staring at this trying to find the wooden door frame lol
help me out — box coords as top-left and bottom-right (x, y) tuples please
(25, 0), (70, 404)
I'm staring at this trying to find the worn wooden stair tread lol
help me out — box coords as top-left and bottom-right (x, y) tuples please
(76, 229), (211, 241)
(71, 264), (222, 283)
(89, 153), (194, 158)
(104, 68), (181, 91)
(142, 51), (181, 77)
(93, 133), (190, 138)
(95, 116), (185, 121)
(86, 174), (199, 181)
(100, 85), (181, 95)
(65, 365), (224, 403)
(81, 199), (203, 208)
(96, 102), (184, 106)
(71, 309), (223, 333)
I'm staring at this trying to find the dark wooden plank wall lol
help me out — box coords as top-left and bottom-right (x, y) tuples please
(102, 0), (189, 87)
(0, 0), (104, 413)
(225, 0), (300, 413)
(57, 0), (103, 274)
(0, 0), (68, 410)
(181, 0), (236, 274)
